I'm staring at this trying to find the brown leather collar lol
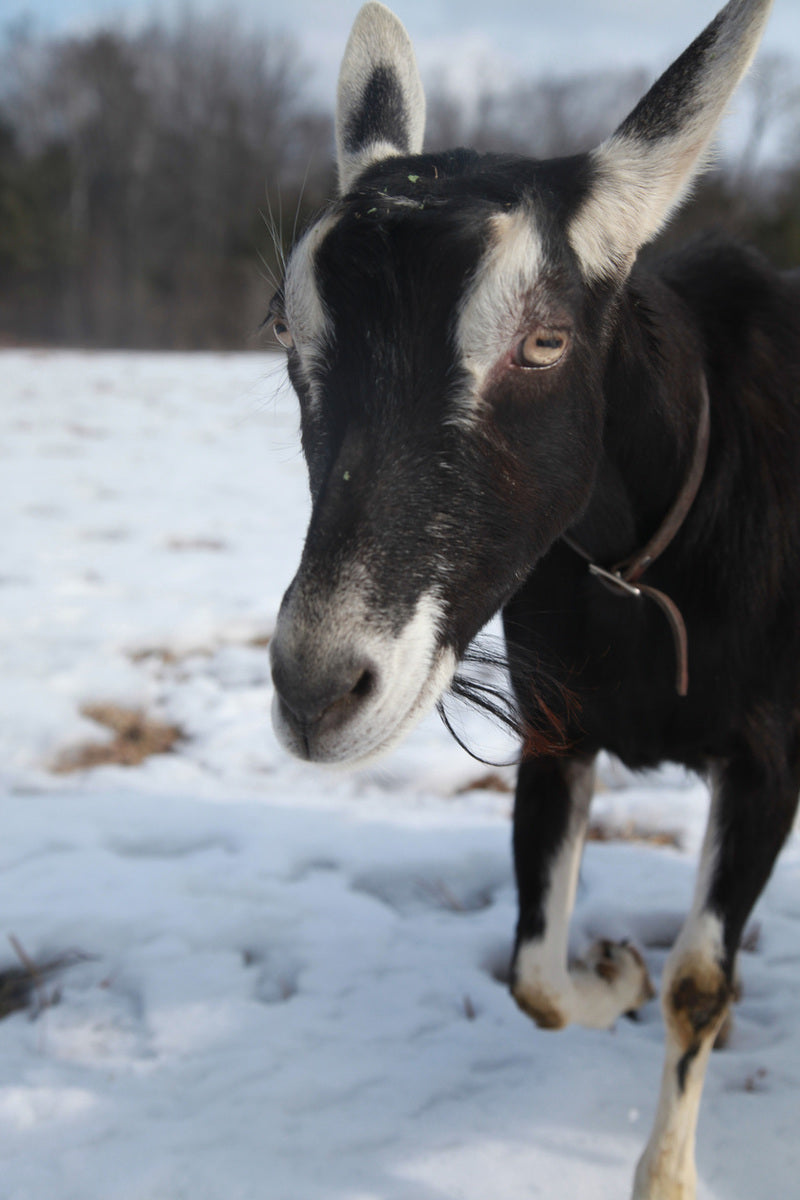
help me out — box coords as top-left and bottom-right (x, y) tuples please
(563, 374), (711, 697)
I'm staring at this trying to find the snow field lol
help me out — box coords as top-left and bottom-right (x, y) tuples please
(0, 351), (798, 1200)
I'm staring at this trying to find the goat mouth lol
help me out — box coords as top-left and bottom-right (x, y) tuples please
(271, 645), (457, 766)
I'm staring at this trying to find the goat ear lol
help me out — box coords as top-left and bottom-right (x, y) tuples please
(569, 0), (772, 278)
(335, 2), (426, 195)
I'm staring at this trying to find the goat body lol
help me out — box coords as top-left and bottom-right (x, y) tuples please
(268, 3), (799, 1197)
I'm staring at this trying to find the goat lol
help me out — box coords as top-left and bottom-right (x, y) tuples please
(268, 2), (800, 1196)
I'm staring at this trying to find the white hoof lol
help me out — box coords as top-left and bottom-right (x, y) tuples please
(582, 939), (656, 1008)
(511, 938), (655, 1031)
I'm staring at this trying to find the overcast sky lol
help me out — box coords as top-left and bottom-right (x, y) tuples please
(7, 0), (800, 131)
(11, 1), (800, 74)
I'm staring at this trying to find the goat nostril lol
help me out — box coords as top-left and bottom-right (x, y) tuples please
(349, 668), (375, 701)
(271, 650), (380, 742)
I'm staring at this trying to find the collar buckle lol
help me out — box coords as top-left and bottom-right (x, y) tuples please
(588, 563), (642, 597)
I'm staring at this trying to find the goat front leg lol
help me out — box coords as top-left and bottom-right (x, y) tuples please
(511, 755), (654, 1030)
(633, 751), (800, 1200)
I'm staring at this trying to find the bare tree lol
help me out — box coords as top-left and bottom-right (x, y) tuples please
(0, 19), (796, 349)
(425, 68), (648, 158)
(0, 16), (332, 347)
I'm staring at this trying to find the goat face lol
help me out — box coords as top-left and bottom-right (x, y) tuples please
(269, 0), (772, 765)
(269, 168), (609, 764)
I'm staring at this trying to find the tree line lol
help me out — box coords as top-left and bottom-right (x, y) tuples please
(1, 16), (798, 350)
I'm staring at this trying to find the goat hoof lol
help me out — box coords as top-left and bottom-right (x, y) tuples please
(632, 1163), (697, 1200)
(511, 982), (568, 1030)
(582, 939), (656, 1013)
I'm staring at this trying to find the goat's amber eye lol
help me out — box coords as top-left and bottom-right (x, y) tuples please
(272, 319), (294, 350)
(517, 328), (569, 369)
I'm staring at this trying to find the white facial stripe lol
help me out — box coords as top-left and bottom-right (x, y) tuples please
(284, 212), (338, 387)
(456, 207), (546, 404)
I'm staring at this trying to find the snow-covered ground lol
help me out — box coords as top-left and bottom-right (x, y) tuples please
(1, 350), (798, 1200)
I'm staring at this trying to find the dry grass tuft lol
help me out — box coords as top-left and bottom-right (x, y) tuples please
(740, 922), (761, 953)
(0, 965), (35, 1020)
(128, 646), (183, 665)
(455, 772), (513, 795)
(51, 703), (184, 773)
(587, 821), (681, 849)
(0, 937), (91, 1021)
(166, 537), (227, 552)
(248, 633), (272, 648)
(742, 1067), (768, 1092)
(129, 631), (271, 665)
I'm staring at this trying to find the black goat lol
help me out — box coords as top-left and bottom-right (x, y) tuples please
(268, 2), (799, 1195)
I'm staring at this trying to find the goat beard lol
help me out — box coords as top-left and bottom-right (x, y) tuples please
(437, 636), (576, 767)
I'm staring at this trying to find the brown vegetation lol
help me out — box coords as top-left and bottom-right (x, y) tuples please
(52, 703), (183, 773)
(0, 937), (90, 1020)
(456, 774), (681, 845)
(455, 772), (513, 794)
(587, 822), (681, 849)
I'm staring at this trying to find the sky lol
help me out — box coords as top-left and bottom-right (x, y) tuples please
(4, 0), (798, 164)
(7, 0), (800, 106)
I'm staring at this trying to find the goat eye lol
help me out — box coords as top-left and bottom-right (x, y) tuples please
(517, 328), (569, 369)
(272, 319), (294, 350)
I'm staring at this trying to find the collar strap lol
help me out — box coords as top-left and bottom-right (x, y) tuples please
(563, 374), (710, 697)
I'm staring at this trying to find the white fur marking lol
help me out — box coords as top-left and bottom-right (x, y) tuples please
(569, 134), (715, 281)
(283, 213), (338, 397)
(455, 208), (547, 412)
(570, 0), (773, 279)
(634, 780), (727, 1200)
(272, 583), (456, 766)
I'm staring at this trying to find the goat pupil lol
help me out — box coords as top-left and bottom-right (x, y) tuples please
(273, 320), (293, 349)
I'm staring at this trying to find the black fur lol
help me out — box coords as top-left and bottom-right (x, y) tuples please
(617, 13), (725, 143)
(343, 65), (411, 156)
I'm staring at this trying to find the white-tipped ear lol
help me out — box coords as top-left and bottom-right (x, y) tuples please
(335, 2), (426, 195)
(569, 0), (773, 279)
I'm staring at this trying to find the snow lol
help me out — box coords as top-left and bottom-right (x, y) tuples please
(1, 349), (798, 1200)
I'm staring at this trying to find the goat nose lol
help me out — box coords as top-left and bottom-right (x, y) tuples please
(270, 639), (379, 752)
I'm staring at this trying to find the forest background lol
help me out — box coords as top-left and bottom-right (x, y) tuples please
(1, 13), (798, 349)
